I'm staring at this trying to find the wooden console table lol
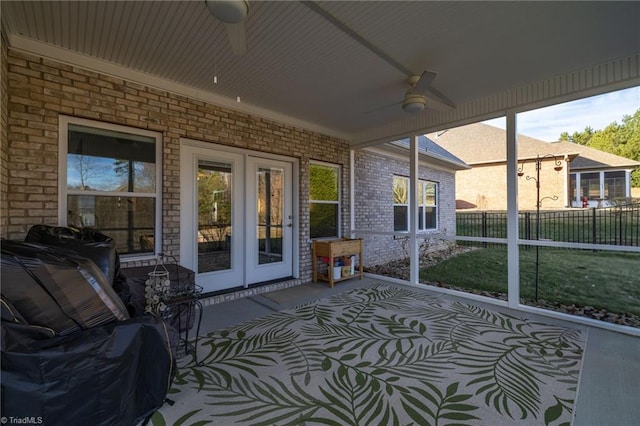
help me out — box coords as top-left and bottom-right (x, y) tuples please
(312, 238), (363, 287)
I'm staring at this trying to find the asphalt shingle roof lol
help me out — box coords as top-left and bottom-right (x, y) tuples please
(550, 141), (640, 169)
(389, 135), (468, 168)
(428, 122), (639, 170)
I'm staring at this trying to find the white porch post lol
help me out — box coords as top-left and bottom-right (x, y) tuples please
(350, 149), (355, 238)
(563, 154), (570, 207)
(409, 135), (419, 285)
(506, 112), (520, 308)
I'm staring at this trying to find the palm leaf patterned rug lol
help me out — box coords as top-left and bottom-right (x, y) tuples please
(152, 284), (585, 426)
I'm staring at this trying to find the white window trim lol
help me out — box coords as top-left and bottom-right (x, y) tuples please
(419, 180), (439, 231)
(58, 116), (163, 259)
(310, 160), (341, 239)
(394, 175), (439, 232)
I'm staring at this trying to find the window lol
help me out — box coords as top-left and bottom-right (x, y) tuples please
(580, 172), (600, 199)
(60, 117), (161, 256)
(310, 162), (340, 238)
(393, 176), (438, 232)
(393, 176), (408, 231)
(573, 170), (627, 202)
(604, 171), (626, 200)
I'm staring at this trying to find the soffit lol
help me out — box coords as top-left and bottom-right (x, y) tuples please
(2, 1), (639, 146)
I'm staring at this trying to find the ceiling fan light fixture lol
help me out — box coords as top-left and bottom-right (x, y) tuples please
(402, 94), (426, 113)
(205, 0), (249, 24)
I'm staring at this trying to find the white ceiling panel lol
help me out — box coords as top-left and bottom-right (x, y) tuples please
(2, 1), (639, 145)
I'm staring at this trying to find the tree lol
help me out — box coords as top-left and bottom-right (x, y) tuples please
(559, 126), (595, 145)
(69, 154), (101, 190)
(559, 108), (640, 187)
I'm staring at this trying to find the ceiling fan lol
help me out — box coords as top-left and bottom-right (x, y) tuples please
(403, 71), (440, 113)
(364, 70), (456, 115)
(205, 0), (249, 55)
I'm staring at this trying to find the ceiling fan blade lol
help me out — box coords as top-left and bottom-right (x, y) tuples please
(424, 85), (456, 110)
(363, 100), (402, 115)
(412, 70), (437, 95)
(225, 22), (247, 55)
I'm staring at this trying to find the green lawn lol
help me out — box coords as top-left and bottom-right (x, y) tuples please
(420, 246), (640, 316)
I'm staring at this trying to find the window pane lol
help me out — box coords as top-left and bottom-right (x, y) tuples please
(67, 195), (155, 255)
(67, 125), (156, 193)
(310, 163), (338, 201)
(67, 154), (155, 192)
(394, 206), (408, 231)
(310, 203), (338, 238)
(197, 160), (232, 273)
(580, 172), (600, 199)
(310, 163), (340, 239)
(393, 176), (408, 204)
(424, 182), (436, 206)
(604, 171), (626, 200)
(257, 167), (284, 264)
(425, 206), (437, 229)
(418, 206), (424, 230)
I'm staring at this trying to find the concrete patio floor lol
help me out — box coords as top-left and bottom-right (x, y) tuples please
(190, 276), (640, 426)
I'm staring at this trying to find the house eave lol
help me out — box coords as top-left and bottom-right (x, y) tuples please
(369, 144), (470, 171)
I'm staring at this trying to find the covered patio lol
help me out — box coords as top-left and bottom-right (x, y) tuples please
(1, 1), (639, 424)
(167, 276), (640, 425)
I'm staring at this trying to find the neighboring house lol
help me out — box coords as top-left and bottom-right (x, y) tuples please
(354, 136), (468, 266)
(551, 141), (640, 207)
(429, 123), (639, 210)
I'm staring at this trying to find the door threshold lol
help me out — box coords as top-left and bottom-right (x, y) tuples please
(198, 277), (301, 307)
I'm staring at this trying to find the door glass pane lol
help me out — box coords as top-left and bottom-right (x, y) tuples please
(257, 166), (283, 265)
(197, 160), (232, 273)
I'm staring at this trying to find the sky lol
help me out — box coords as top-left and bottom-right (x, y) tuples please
(483, 86), (640, 142)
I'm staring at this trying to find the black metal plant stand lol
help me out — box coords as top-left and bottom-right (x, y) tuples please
(143, 255), (204, 365)
(517, 155), (564, 301)
(163, 287), (203, 365)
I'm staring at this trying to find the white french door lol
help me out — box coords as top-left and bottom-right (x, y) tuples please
(245, 156), (293, 284)
(180, 143), (294, 293)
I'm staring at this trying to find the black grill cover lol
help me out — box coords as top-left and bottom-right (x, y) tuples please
(1, 314), (175, 426)
(25, 225), (131, 309)
(1, 240), (129, 335)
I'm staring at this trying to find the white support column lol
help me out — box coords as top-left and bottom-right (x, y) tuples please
(409, 135), (419, 285)
(506, 112), (520, 308)
(563, 154), (570, 207)
(575, 173), (581, 207)
(350, 149), (355, 238)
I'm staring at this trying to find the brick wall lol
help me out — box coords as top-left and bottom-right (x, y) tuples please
(353, 149), (457, 266)
(2, 49), (351, 279)
(455, 162), (568, 211)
